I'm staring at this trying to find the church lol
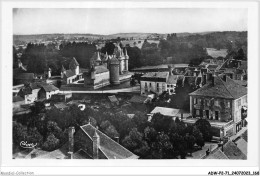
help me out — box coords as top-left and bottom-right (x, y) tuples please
(83, 44), (130, 89)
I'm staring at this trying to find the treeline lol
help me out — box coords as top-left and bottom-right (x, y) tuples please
(14, 31), (247, 74)
(13, 100), (212, 159)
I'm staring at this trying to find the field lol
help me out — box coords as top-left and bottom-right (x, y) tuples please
(206, 48), (228, 58)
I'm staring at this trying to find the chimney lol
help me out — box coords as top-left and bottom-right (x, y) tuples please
(211, 75), (215, 86)
(206, 148), (210, 156)
(31, 153), (37, 159)
(223, 75), (227, 82)
(93, 129), (100, 159)
(168, 65), (173, 76)
(114, 136), (119, 143)
(68, 126), (75, 159)
(202, 74), (207, 85)
(207, 73), (213, 81)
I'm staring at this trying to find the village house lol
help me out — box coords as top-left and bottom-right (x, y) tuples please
(17, 82), (44, 104)
(188, 74), (247, 137)
(38, 84), (59, 99)
(140, 65), (181, 96)
(61, 57), (85, 84)
(71, 124), (139, 159)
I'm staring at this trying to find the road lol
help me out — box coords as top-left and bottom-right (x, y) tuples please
(59, 86), (140, 94)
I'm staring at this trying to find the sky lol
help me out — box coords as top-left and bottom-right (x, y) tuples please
(13, 8), (247, 35)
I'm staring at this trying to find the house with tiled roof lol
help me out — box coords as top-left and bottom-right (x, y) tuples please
(140, 65), (184, 95)
(222, 141), (247, 160)
(189, 74), (247, 137)
(205, 149), (229, 159)
(61, 57), (83, 84)
(235, 137), (247, 156)
(72, 124), (139, 159)
(38, 84), (59, 99)
(17, 82), (48, 104)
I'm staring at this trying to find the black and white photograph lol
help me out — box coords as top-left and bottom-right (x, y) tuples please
(1, 1), (259, 176)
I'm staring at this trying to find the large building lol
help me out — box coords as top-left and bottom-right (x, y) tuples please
(189, 74), (247, 137)
(72, 124), (139, 159)
(83, 44), (130, 89)
(140, 65), (181, 96)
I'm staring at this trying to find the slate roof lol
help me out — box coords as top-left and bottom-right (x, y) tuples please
(80, 124), (138, 159)
(238, 61), (247, 70)
(95, 65), (109, 74)
(54, 103), (68, 110)
(41, 85), (59, 92)
(151, 107), (180, 117)
(223, 141), (247, 160)
(167, 75), (179, 84)
(73, 149), (92, 159)
(142, 72), (168, 79)
(64, 70), (76, 78)
(241, 130), (248, 142)
(234, 80), (247, 87)
(110, 57), (120, 64)
(235, 138), (247, 156)
(129, 95), (147, 103)
(15, 73), (34, 80)
(189, 76), (247, 99)
(13, 96), (24, 102)
(25, 148), (68, 159)
(205, 149), (229, 159)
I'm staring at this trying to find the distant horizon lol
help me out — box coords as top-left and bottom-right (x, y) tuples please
(13, 30), (248, 36)
(13, 8), (247, 35)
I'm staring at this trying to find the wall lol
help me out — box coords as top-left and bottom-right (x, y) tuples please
(94, 72), (110, 86)
(190, 96), (233, 122)
(140, 81), (167, 95)
(24, 88), (40, 104)
(233, 95), (247, 124)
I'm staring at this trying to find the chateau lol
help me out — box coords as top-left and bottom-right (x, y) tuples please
(83, 44), (130, 89)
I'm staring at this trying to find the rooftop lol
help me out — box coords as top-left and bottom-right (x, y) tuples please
(235, 138), (247, 156)
(205, 149), (229, 159)
(141, 72), (169, 79)
(189, 76), (247, 99)
(223, 141), (247, 160)
(80, 124), (138, 159)
(41, 84), (59, 92)
(151, 107), (180, 117)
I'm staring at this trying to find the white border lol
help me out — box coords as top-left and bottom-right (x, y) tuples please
(1, 1), (259, 175)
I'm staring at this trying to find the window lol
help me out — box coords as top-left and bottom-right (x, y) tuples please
(198, 98), (201, 105)
(167, 85), (170, 88)
(215, 111), (219, 120)
(194, 98), (197, 104)
(227, 101), (230, 108)
(214, 100), (219, 106)
(196, 110), (200, 116)
(157, 83), (159, 92)
(150, 83), (152, 87)
(205, 110), (209, 119)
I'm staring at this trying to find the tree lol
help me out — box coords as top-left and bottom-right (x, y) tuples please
(100, 120), (119, 139)
(42, 133), (60, 151)
(192, 126), (205, 149)
(151, 113), (174, 133)
(195, 119), (212, 141)
(122, 128), (150, 158)
(13, 121), (43, 148)
(184, 133), (196, 156)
